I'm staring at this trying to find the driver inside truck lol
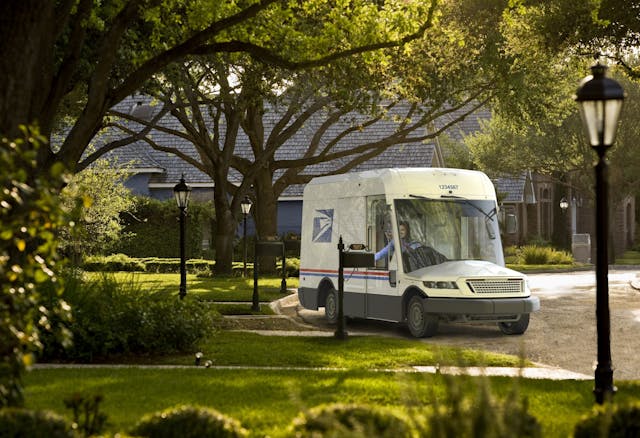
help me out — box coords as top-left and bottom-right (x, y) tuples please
(375, 221), (420, 261)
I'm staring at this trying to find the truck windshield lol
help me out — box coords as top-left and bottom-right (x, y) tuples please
(394, 197), (504, 272)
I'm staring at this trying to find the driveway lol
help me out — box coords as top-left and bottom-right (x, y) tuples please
(289, 269), (640, 380)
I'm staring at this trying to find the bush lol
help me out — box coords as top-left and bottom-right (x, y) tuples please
(0, 408), (73, 438)
(288, 403), (414, 438)
(520, 245), (553, 264)
(574, 403), (640, 438)
(108, 197), (213, 258)
(41, 272), (218, 362)
(516, 245), (574, 265)
(143, 258), (214, 275)
(130, 405), (248, 438)
(83, 254), (146, 272)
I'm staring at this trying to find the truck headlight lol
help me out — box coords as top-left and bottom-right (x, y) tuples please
(423, 281), (458, 289)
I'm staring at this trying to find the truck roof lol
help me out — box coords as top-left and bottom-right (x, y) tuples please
(303, 167), (496, 199)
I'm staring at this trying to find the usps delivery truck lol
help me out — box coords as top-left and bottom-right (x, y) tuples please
(298, 168), (539, 337)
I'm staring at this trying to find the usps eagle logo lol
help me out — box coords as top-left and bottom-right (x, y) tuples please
(312, 209), (334, 242)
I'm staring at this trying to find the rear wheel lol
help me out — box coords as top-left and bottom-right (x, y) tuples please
(325, 289), (338, 324)
(407, 296), (439, 338)
(498, 313), (530, 335)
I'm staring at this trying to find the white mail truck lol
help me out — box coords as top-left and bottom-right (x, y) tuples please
(298, 168), (539, 337)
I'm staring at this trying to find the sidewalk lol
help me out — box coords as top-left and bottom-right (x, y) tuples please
(32, 363), (591, 381)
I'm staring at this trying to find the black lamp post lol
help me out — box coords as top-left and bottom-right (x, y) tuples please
(241, 196), (253, 277)
(575, 62), (625, 404)
(173, 175), (192, 300)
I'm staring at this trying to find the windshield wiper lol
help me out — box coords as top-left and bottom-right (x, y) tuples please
(440, 194), (496, 222)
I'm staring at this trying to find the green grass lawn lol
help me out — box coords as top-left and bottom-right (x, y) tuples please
(615, 250), (640, 265)
(21, 271), (640, 437)
(85, 271), (298, 302)
(23, 366), (640, 437)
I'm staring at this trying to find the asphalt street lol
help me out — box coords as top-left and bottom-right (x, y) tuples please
(291, 269), (640, 380)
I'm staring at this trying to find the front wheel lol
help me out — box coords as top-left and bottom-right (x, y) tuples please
(498, 313), (530, 335)
(324, 289), (338, 324)
(406, 296), (439, 338)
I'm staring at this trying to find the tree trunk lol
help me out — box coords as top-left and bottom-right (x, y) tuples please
(214, 205), (236, 275)
(253, 169), (279, 273)
(0, 2), (55, 138)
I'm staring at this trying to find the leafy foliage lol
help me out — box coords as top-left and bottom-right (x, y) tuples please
(289, 403), (415, 438)
(59, 157), (136, 260)
(574, 402), (640, 438)
(428, 376), (541, 438)
(63, 392), (108, 437)
(0, 408), (73, 438)
(108, 197), (214, 258)
(41, 272), (217, 362)
(130, 405), (248, 438)
(0, 127), (73, 407)
(518, 245), (574, 265)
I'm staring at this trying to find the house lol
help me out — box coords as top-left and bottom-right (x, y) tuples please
(94, 96), (635, 258)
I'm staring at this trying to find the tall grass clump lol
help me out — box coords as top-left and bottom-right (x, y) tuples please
(518, 245), (573, 265)
(41, 272), (217, 362)
(426, 375), (541, 437)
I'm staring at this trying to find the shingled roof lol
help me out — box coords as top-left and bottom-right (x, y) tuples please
(494, 171), (536, 204)
(94, 95), (492, 197)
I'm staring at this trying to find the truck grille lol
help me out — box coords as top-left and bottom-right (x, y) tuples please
(466, 279), (523, 294)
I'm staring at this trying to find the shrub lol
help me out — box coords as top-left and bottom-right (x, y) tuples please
(0, 127), (73, 406)
(0, 408), (73, 438)
(108, 197), (213, 258)
(548, 249), (574, 265)
(288, 403), (414, 438)
(130, 405), (248, 438)
(517, 245), (574, 265)
(143, 258), (214, 275)
(520, 245), (553, 265)
(63, 392), (108, 437)
(83, 254), (146, 272)
(574, 403), (640, 438)
(41, 272), (218, 362)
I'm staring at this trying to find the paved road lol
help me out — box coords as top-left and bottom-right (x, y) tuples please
(291, 269), (640, 380)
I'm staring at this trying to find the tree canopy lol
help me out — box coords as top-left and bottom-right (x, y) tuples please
(0, 0), (433, 172)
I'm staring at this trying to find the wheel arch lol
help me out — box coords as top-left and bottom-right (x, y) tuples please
(317, 277), (336, 308)
(401, 286), (427, 321)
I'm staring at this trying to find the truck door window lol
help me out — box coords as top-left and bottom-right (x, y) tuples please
(367, 197), (390, 269)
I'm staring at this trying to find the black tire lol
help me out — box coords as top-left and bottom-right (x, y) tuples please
(498, 313), (530, 335)
(325, 289), (338, 324)
(406, 296), (439, 338)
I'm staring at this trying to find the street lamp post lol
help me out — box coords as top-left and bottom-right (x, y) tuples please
(173, 175), (192, 300)
(559, 197), (569, 249)
(241, 196), (253, 277)
(575, 62), (625, 404)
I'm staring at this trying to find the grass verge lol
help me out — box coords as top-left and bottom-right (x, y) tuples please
(23, 367), (640, 437)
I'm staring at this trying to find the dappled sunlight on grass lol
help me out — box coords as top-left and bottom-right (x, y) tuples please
(83, 271), (297, 302)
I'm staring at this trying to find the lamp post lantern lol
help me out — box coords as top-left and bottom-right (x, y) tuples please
(173, 175), (192, 300)
(575, 62), (625, 404)
(241, 196), (253, 277)
(559, 197), (569, 211)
